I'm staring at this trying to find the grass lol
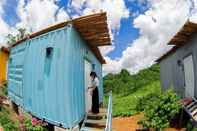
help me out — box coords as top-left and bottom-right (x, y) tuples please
(0, 83), (18, 131)
(104, 81), (161, 117)
(0, 107), (18, 131)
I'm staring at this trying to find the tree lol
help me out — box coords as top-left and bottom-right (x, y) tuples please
(6, 28), (29, 46)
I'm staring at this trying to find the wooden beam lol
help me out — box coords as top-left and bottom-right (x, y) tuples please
(73, 13), (106, 22)
(85, 34), (109, 40)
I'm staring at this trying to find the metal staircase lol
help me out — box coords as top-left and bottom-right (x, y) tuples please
(80, 92), (112, 131)
(182, 97), (197, 122)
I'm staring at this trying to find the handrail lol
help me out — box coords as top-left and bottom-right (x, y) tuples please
(105, 91), (112, 131)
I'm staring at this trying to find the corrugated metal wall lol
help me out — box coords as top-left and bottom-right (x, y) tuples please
(8, 42), (26, 105)
(159, 34), (197, 98)
(8, 25), (103, 129)
(0, 50), (8, 84)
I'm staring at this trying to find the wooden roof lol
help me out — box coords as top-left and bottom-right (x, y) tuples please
(12, 12), (111, 64)
(156, 21), (197, 63)
(169, 21), (197, 46)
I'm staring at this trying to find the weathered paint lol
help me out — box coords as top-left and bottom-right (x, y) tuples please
(8, 25), (103, 129)
(159, 34), (197, 98)
(0, 49), (8, 84)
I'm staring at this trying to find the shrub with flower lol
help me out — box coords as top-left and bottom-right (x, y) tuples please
(18, 114), (47, 131)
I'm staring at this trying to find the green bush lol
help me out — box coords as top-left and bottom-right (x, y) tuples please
(18, 114), (47, 131)
(135, 92), (159, 112)
(24, 117), (47, 131)
(138, 89), (182, 130)
(0, 107), (18, 131)
(104, 64), (160, 96)
(0, 81), (8, 96)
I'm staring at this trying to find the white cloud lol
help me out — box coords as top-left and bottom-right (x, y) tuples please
(0, 0), (10, 47)
(69, 0), (129, 30)
(56, 8), (70, 23)
(16, 0), (69, 32)
(68, 0), (130, 55)
(189, 0), (197, 21)
(0, 0), (5, 15)
(103, 0), (190, 75)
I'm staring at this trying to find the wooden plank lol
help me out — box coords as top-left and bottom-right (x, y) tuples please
(74, 18), (106, 26)
(77, 28), (108, 33)
(75, 25), (108, 32)
(73, 12), (106, 22)
(86, 37), (110, 42)
(87, 39), (111, 44)
(170, 38), (186, 43)
(79, 31), (109, 37)
(80, 127), (104, 131)
(74, 14), (106, 24)
(85, 119), (106, 126)
(74, 21), (107, 27)
(85, 35), (109, 40)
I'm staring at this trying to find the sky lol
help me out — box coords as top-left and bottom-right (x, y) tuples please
(0, 0), (197, 75)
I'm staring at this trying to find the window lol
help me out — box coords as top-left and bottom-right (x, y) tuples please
(9, 58), (12, 64)
(44, 47), (53, 76)
(92, 64), (95, 70)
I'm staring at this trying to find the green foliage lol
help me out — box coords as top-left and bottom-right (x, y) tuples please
(103, 64), (161, 117)
(135, 92), (159, 112)
(104, 81), (161, 117)
(0, 81), (8, 96)
(0, 107), (18, 131)
(138, 89), (182, 130)
(18, 114), (47, 131)
(23, 117), (47, 131)
(185, 121), (197, 131)
(0, 81), (8, 110)
(104, 64), (160, 96)
(6, 28), (29, 46)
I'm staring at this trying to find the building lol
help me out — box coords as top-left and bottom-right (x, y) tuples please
(157, 21), (197, 98)
(0, 47), (9, 85)
(7, 12), (111, 129)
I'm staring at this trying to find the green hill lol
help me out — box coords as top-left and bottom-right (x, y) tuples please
(103, 64), (161, 117)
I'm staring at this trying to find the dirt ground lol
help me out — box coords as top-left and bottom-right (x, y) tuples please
(113, 113), (144, 131)
(112, 113), (186, 131)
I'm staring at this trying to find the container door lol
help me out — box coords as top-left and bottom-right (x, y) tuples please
(8, 43), (27, 106)
(184, 55), (195, 97)
(84, 60), (92, 112)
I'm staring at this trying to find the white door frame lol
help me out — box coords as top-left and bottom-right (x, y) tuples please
(84, 59), (92, 113)
(183, 54), (195, 97)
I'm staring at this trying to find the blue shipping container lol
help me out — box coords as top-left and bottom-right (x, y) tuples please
(8, 22), (107, 129)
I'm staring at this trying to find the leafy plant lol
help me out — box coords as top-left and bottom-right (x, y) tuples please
(6, 28), (29, 46)
(0, 81), (8, 96)
(0, 107), (18, 131)
(138, 89), (182, 130)
(135, 92), (159, 112)
(18, 114), (47, 131)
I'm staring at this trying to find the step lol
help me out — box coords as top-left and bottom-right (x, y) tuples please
(80, 127), (104, 131)
(99, 108), (107, 113)
(87, 113), (107, 120)
(191, 108), (197, 116)
(187, 101), (196, 109)
(85, 119), (106, 128)
(189, 104), (197, 112)
(193, 114), (197, 121)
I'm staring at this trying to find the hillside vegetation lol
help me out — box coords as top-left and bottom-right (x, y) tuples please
(103, 64), (161, 117)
